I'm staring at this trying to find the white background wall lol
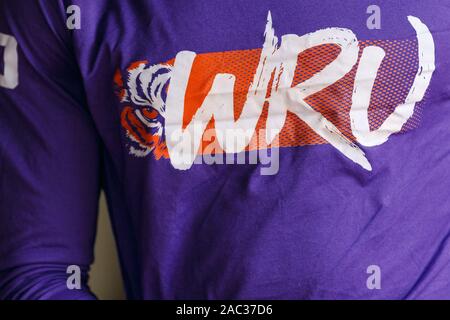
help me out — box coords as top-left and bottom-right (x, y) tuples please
(89, 193), (126, 300)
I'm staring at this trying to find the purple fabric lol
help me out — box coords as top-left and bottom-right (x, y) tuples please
(1, 0), (450, 299)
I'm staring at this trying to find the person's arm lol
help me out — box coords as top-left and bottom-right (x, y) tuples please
(0, 0), (100, 299)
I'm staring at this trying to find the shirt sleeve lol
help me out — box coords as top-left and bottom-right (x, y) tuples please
(0, 0), (100, 299)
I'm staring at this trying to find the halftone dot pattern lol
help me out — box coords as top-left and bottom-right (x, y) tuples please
(363, 40), (420, 132)
(284, 44), (343, 147)
(118, 38), (427, 156)
(279, 39), (422, 148)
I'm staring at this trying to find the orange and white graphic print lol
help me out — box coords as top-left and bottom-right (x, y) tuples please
(114, 12), (435, 171)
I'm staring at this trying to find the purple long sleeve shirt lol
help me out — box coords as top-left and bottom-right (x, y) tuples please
(1, 0), (450, 299)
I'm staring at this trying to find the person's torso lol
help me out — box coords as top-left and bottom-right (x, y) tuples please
(71, 0), (450, 299)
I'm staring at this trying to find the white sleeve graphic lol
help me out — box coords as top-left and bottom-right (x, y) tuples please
(0, 32), (18, 90)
